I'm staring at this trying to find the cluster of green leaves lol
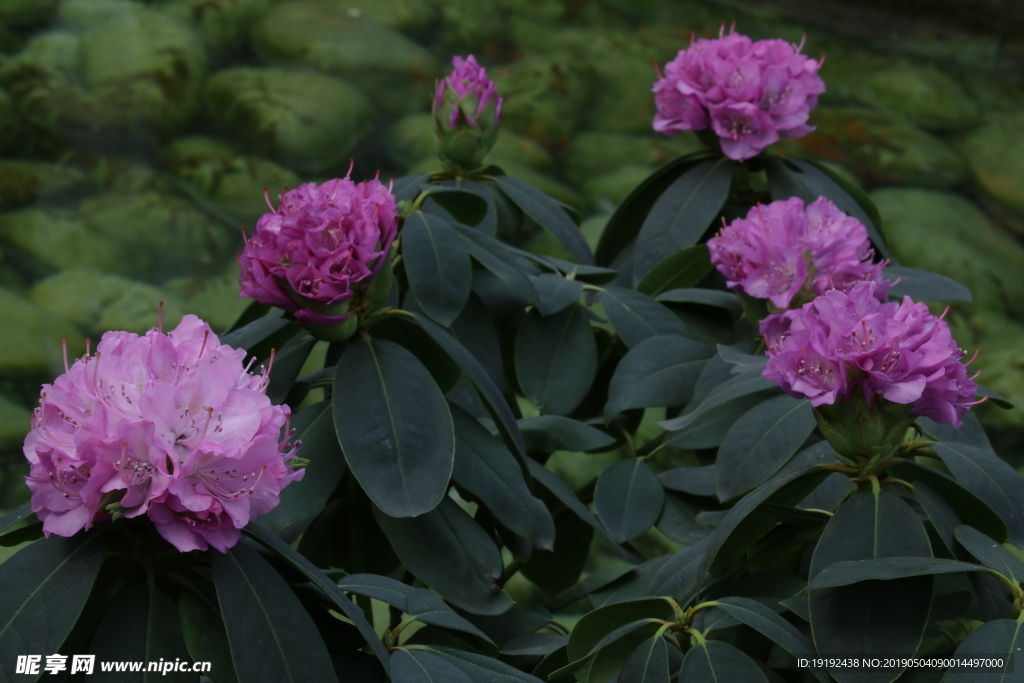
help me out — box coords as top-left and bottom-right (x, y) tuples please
(0, 150), (1017, 683)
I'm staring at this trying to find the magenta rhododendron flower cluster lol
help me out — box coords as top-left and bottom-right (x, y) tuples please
(239, 167), (398, 326)
(24, 315), (302, 552)
(653, 27), (825, 160)
(763, 282), (980, 426)
(708, 196), (889, 310)
(434, 54), (503, 130)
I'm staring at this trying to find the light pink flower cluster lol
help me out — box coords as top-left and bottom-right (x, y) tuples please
(434, 54), (503, 129)
(239, 165), (398, 326)
(763, 282), (980, 426)
(653, 27), (825, 160)
(708, 197), (889, 312)
(24, 315), (303, 552)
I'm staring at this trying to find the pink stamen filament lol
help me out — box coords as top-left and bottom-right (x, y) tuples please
(158, 301), (164, 334)
(957, 396), (989, 408)
(198, 330), (209, 360)
(263, 187), (275, 212)
(61, 339), (69, 374)
(964, 348), (980, 366)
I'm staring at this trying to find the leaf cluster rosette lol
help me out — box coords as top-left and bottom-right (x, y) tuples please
(23, 315), (302, 552)
(238, 166), (398, 338)
(433, 54), (503, 173)
(653, 26), (825, 160)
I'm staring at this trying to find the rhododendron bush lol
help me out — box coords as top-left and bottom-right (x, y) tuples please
(0, 37), (1019, 683)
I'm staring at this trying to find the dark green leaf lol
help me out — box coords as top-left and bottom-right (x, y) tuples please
(656, 288), (742, 313)
(884, 265), (972, 303)
(594, 460), (665, 543)
(598, 286), (690, 348)
(587, 618), (664, 657)
(501, 633), (567, 657)
(976, 383), (1014, 409)
(374, 499), (512, 615)
(888, 461), (1007, 543)
(946, 619), (1023, 682)
(454, 224), (539, 306)
(662, 392), (773, 450)
(394, 646), (545, 682)
(520, 513), (594, 597)
(338, 573), (492, 643)
(0, 522), (42, 547)
(411, 313), (528, 461)
(717, 345), (769, 374)
(371, 313), (463, 394)
(645, 536), (708, 599)
(518, 416), (615, 453)
(595, 152), (715, 266)
(532, 273), (583, 316)
(220, 311), (293, 356)
(226, 300), (271, 333)
(809, 490), (932, 683)
(439, 178), (497, 234)
(712, 596), (826, 683)
(515, 305), (597, 416)
(392, 173), (431, 202)
(679, 640), (770, 683)
(448, 293), (504, 388)
(618, 633), (669, 683)
(545, 565), (636, 613)
(605, 335), (712, 421)
(493, 175), (593, 264)
(534, 256), (618, 284)
(632, 158), (736, 282)
(404, 211), (473, 326)
(265, 333), (315, 406)
(211, 544), (338, 683)
(0, 501), (34, 537)
(810, 557), (1000, 589)
(658, 466), (715, 497)
(89, 584), (192, 682)
(954, 525), (1024, 584)
(333, 337), (454, 517)
(259, 402), (346, 535)
(715, 396), (816, 502)
(0, 531), (108, 680)
(450, 405), (554, 550)
(526, 459), (642, 562)
(934, 442), (1024, 546)
(636, 245), (714, 298)
(242, 523), (389, 672)
(390, 648), (469, 682)
(912, 480), (961, 554)
(660, 373), (777, 432)
(179, 590), (237, 683)
(427, 187), (490, 227)
(566, 598), (672, 664)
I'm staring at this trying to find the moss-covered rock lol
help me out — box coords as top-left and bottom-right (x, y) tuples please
(0, 207), (122, 276)
(583, 165), (655, 209)
(780, 107), (967, 189)
(205, 68), (373, 173)
(1, 8), (207, 140)
(386, 113), (551, 169)
(251, 1), (437, 115)
(161, 135), (301, 227)
(491, 55), (593, 145)
(156, 0), (273, 61)
(0, 394), (29, 449)
(0, 287), (79, 378)
(872, 188), (1024, 317)
(28, 269), (187, 335)
(310, 0), (439, 33)
(0, 160), (91, 211)
(561, 131), (703, 187)
(946, 311), (1024, 429)
(0, 0), (59, 26)
(0, 88), (18, 155)
(435, 0), (506, 52)
(163, 264), (251, 332)
(956, 113), (1024, 213)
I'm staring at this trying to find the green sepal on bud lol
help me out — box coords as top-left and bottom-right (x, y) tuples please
(434, 92), (499, 173)
(287, 457), (310, 471)
(813, 392), (917, 470)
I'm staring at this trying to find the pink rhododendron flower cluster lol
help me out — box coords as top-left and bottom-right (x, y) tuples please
(434, 54), (503, 130)
(763, 282), (980, 426)
(708, 196), (889, 311)
(24, 315), (303, 552)
(239, 166), (398, 326)
(652, 27), (825, 160)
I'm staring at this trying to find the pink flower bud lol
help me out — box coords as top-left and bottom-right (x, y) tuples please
(433, 55), (503, 171)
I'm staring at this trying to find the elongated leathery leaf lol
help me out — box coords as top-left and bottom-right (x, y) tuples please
(884, 265), (972, 303)
(714, 395), (816, 502)
(259, 402), (346, 535)
(946, 619), (1024, 682)
(338, 573), (492, 643)
(618, 633), (670, 683)
(636, 244), (714, 298)
(518, 415), (615, 454)
(598, 286), (689, 349)
(532, 273), (583, 316)
(594, 460), (665, 543)
(0, 531), (108, 681)
(450, 405), (555, 550)
(632, 158), (735, 283)
(493, 175), (593, 265)
(680, 640), (769, 682)
(374, 499), (512, 615)
(333, 337), (454, 517)
(954, 525), (1024, 585)
(934, 442), (1024, 547)
(179, 590), (237, 683)
(604, 335), (712, 421)
(404, 211), (472, 326)
(211, 544), (338, 683)
(810, 557), (1002, 589)
(515, 305), (596, 416)
(90, 584), (193, 683)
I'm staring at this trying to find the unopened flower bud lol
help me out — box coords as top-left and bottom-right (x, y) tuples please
(433, 55), (503, 172)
